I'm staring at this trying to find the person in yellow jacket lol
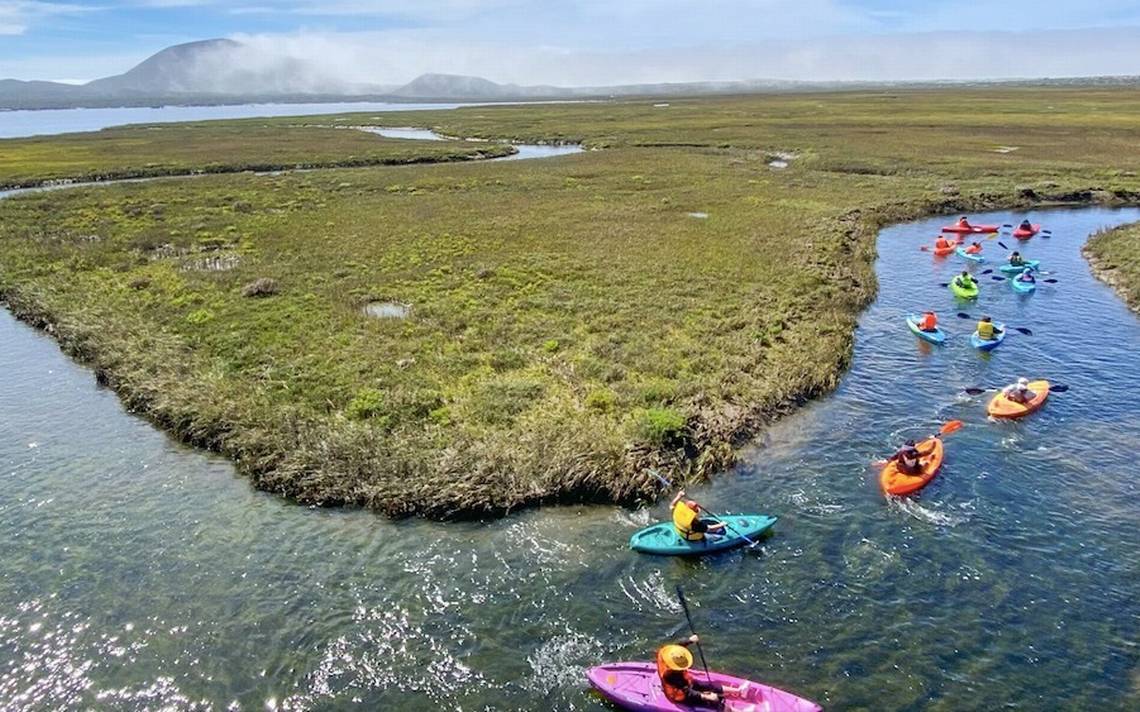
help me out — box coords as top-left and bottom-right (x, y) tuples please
(670, 490), (727, 541)
(975, 315), (1003, 342)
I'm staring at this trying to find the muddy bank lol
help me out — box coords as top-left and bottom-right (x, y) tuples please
(1084, 223), (1140, 314)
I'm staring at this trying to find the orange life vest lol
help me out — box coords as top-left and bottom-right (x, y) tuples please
(920, 313), (937, 331)
(966, 244), (981, 254)
(656, 649), (691, 703)
(672, 501), (703, 541)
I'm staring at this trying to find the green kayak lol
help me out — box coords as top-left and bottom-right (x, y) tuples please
(949, 278), (979, 299)
(629, 515), (777, 556)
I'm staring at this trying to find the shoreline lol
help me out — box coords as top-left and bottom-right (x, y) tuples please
(1083, 226), (1140, 314)
(3, 178), (1136, 519)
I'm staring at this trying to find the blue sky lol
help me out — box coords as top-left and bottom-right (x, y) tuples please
(3, 1), (1140, 83)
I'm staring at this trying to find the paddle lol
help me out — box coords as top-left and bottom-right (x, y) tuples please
(991, 275), (1058, 284)
(873, 420), (963, 465)
(676, 586), (712, 682)
(939, 268), (994, 285)
(954, 312), (1033, 336)
(648, 470), (760, 549)
(964, 384), (1070, 396)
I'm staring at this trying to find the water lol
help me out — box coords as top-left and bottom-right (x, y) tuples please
(363, 126), (584, 161)
(1, 206), (1139, 710)
(0, 102), (479, 139)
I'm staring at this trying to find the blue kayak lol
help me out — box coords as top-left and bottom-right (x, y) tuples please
(1011, 277), (1037, 294)
(629, 515), (777, 556)
(970, 324), (1006, 351)
(955, 246), (985, 263)
(907, 315), (946, 344)
(999, 260), (1040, 275)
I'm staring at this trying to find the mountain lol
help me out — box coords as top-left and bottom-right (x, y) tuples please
(0, 39), (395, 110)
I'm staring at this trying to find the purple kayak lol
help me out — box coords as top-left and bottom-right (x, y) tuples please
(587, 662), (822, 712)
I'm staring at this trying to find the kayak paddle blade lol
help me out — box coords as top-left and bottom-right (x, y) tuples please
(964, 387), (988, 396)
(1044, 279), (1058, 284)
(956, 312), (972, 319)
(1051, 384), (1070, 393)
(1015, 327), (1034, 336)
(940, 420), (964, 436)
(997, 241), (1009, 250)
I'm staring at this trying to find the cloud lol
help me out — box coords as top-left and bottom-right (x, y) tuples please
(0, 1), (96, 35)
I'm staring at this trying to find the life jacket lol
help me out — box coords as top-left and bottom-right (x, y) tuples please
(672, 501), (703, 541)
(920, 314), (937, 331)
(935, 237), (951, 249)
(977, 321), (995, 339)
(656, 649), (691, 703)
(1010, 256), (1024, 266)
(955, 276), (972, 288)
(958, 218), (970, 227)
(966, 244), (981, 254)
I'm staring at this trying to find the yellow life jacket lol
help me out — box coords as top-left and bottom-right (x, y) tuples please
(977, 321), (994, 339)
(672, 502), (703, 541)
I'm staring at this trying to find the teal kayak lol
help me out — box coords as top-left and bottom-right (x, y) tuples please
(999, 260), (1040, 275)
(955, 246), (985, 263)
(970, 324), (1006, 351)
(1011, 277), (1037, 294)
(629, 515), (777, 556)
(907, 315), (946, 344)
(949, 278), (979, 299)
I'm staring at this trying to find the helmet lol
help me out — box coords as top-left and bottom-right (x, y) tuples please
(661, 645), (693, 671)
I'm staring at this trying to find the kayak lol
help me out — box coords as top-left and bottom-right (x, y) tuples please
(1011, 277), (1037, 294)
(933, 243), (957, 256)
(907, 315), (946, 344)
(970, 324), (1006, 351)
(942, 224), (998, 234)
(987, 380), (1050, 419)
(880, 437), (944, 496)
(999, 260), (1040, 275)
(629, 515), (777, 556)
(1013, 223), (1041, 239)
(587, 662), (822, 712)
(949, 279), (979, 299)
(955, 246), (985, 263)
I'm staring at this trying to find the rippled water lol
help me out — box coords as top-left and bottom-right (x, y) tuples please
(2, 207), (1139, 710)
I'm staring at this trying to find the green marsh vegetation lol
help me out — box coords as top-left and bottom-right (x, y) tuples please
(1086, 222), (1140, 312)
(0, 122), (513, 189)
(1, 88), (1138, 517)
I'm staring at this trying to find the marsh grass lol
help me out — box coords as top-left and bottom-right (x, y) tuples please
(1, 88), (1138, 517)
(1085, 223), (1140, 312)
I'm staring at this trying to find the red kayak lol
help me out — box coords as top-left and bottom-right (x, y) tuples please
(942, 224), (999, 234)
(1013, 223), (1040, 239)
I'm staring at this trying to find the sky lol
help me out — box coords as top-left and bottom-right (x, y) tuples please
(2, 1), (1140, 85)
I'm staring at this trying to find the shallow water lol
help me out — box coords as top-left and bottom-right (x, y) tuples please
(1, 207), (1139, 710)
(364, 126), (585, 161)
(0, 102), (478, 139)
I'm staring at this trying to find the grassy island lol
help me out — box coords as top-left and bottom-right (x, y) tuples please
(1, 88), (1138, 517)
(1085, 222), (1140, 313)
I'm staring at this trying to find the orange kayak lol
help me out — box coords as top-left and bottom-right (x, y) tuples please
(880, 437), (944, 496)
(987, 380), (1050, 419)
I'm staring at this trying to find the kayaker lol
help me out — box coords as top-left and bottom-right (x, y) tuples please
(934, 235), (953, 250)
(953, 271), (977, 290)
(918, 311), (938, 333)
(1017, 269), (1036, 284)
(965, 241), (982, 255)
(670, 491), (727, 541)
(888, 440), (922, 475)
(657, 635), (748, 706)
(1009, 251), (1027, 267)
(976, 315), (1003, 341)
(1018, 219), (1033, 231)
(957, 216), (971, 228)
(1002, 377), (1036, 404)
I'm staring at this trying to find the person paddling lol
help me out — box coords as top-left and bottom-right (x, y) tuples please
(934, 235), (953, 250)
(657, 635), (748, 707)
(887, 439), (923, 475)
(957, 216), (972, 229)
(1017, 268), (1036, 284)
(1009, 251), (1027, 267)
(975, 315), (1003, 342)
(1018, 219), (1033, 232)
(918, 311), (939, 333)
(1002, 377), (1036, 404)
(670, 491), (727, 541)
(965, 241), (982, 255)
(953, 270), (977, 291)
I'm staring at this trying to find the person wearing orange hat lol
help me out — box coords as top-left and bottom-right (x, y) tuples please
(656, 635), (747, 705)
